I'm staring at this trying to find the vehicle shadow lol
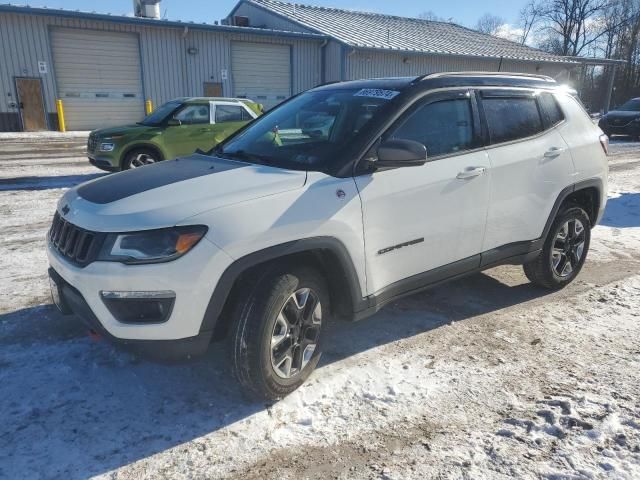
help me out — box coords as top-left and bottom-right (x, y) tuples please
(0, 270), (551, 479)
(600, 193), (640, 228)
(0, 173), (105, 191)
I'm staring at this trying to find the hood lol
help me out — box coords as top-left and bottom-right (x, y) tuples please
(60, 154), (307, 232)
(604, 110), (640, 121)
(92, 124), (151, 137)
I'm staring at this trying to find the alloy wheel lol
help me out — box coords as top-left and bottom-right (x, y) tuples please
(551, 219), (586, 277)
(130, 153), (156, 168)
(270, 288), (322, 379)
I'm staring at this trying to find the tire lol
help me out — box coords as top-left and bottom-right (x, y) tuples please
(524, 205), (591, 290)
(230, 265), (329, 401)
(122, 148), (160, 170)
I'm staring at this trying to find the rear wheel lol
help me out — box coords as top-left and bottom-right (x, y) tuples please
(122, 148), (160, 170)
(524, 206), (591, 289)
(230, 266), (328, 401)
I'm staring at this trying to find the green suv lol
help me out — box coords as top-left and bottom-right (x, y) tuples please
(87, 97), (261, 171)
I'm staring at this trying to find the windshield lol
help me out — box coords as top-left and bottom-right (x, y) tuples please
(139, 100), (182, 126)
(216, 88), (397, 170)
(618, 99), (640, 112)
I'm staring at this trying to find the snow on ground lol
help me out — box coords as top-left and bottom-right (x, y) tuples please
(0, 137), (639, 479)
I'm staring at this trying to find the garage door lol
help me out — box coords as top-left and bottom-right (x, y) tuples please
(231, 42), (291, 110)
(51, 28), (144, 130)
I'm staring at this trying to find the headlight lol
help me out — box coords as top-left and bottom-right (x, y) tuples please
(100, 143), (115, 152)
(97, 225), (208, 264)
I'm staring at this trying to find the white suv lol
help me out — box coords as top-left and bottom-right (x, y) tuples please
(47, 73), (609, 400)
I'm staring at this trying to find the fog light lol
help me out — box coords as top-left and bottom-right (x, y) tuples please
(100, 290), (175, 324)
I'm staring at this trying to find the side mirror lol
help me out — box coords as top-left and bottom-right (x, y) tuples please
(167, 118), (182, 126)
(375, 139), (427, 168)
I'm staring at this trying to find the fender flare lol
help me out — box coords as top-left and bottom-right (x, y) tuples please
(199, 237), (366, 334)
(538, 178), (603, 246)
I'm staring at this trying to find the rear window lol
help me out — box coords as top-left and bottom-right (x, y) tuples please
(216, 105), (247, 123)
(538, 92), (565, 128)
(482, 96), (544, 144)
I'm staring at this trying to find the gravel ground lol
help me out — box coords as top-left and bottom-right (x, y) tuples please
(0, 135), (639, 479)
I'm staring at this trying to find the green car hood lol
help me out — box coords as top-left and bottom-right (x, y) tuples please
(92, 124), (154, 138)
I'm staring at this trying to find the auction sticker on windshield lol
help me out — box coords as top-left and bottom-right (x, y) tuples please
(354, 89), (400, 100)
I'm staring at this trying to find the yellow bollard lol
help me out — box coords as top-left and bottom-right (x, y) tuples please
(145, 99), (153, 115)
(56, 99), (66, 133)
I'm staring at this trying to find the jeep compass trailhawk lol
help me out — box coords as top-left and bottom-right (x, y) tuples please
(48, 73), (609, 400)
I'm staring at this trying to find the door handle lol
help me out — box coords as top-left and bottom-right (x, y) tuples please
(456, 167), (486, 179)
(543, 147), (564, 158)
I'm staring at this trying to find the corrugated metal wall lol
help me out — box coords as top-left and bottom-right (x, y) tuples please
(0, 11), (322, 130)
(346, 51), (573, 80)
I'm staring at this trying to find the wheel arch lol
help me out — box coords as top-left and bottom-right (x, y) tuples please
(541, 179), (603, 242)
(200, 237), (366, 342)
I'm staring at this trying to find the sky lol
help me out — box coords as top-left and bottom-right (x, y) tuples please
(24, 0), (527, 29)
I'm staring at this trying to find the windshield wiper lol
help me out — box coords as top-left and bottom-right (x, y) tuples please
(216, 149), (267, 164)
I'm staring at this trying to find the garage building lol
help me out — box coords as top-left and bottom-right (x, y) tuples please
(0, 4), (324, 131)
(0, 0), (588, 132)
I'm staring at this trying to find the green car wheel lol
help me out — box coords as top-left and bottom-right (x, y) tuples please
(123, 148), (160, 170)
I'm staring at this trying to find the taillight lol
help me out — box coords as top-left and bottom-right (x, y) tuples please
(599, 134), (609, 155)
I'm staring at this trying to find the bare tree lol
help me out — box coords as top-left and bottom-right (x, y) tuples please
(418, 11), (445, 21)
(475, 13), (505, 35)
(537, 0), (611, 56)
(519, 0), (542, 44)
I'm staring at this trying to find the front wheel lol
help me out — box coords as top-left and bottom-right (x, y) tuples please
(122, 148), (160, 170)
(524, 206), (591, 289)
(230, 266), (328, 401)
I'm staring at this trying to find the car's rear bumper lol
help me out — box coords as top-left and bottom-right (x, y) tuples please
(47, 235), (234, 358)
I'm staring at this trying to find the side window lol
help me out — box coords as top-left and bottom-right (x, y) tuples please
(389, 98), (475, 157)
(241, 108), (254, 121)
(215, 105), (245, 123)
(174, 104), (210, 125)
(482, 96), (543, 144)
(538, 92), (565, 129)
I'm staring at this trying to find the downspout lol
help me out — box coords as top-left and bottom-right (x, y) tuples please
(182, 26), (189, 96)
(320, 38), (328, 84)
(497, 56), (503, 72)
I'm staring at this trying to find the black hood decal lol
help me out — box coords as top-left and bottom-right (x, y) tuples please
(77, 155), (246, 205)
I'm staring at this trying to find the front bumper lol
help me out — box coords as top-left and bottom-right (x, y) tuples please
(47, 235), (234, 356)
(88, 153), (119, 171)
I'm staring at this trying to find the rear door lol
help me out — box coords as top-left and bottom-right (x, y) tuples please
(355, 90), (491, 295)
(211, 102), (256, 145)
(479, 89), (575, 252)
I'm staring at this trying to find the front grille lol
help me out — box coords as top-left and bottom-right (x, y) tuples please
(49, 212), (103, 266)
(87, 134), (98, 153)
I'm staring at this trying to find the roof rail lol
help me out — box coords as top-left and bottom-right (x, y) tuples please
(412, 71), (556, 84)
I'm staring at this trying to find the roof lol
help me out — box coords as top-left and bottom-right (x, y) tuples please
(241, 0), (578, 64)
(181, 97), (258, 104)
(312, 72), (561, 93)
(0, 3), (327, 41)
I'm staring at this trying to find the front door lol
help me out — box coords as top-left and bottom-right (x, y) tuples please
(162, 103), (215, 159)
(355, 90), (491, 296)
(15, 78), (47, 131)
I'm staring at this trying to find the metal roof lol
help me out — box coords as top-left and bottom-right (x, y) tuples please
(242, 0), (579, 64)
(0, 3), (327, 40)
